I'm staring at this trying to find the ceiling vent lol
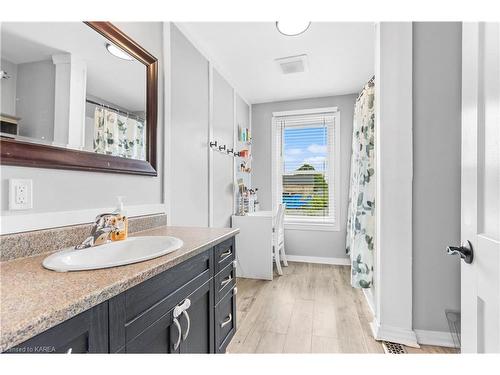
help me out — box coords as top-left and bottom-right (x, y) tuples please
(275, 54), (308, 74)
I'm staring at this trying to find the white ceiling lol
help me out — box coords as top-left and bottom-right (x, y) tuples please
(1, 22), (146, 112)
(178, 22), (375, 104)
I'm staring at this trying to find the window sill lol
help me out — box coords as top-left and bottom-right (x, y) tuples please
(284, 220), (340, 232)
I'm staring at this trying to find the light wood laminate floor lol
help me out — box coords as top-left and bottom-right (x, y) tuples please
(227, 262), (457, 354)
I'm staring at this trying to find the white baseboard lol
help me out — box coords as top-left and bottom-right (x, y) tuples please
(370, 318), (420, 348)
(369, 319), (455, 349)
(363, 288), (376, 317)
(414, 329), (456, 348)
(0, 204), (166, 235)
(286, 255), (350, 266)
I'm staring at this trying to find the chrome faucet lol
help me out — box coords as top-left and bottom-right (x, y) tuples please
(75, 213), (119, 250)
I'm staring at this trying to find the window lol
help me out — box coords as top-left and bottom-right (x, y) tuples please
(272, 108), (340, 230)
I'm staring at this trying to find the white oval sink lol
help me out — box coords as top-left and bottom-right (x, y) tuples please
(43, 236), (183, 272)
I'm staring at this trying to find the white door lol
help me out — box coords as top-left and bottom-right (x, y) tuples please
(460, 22), (500, 353)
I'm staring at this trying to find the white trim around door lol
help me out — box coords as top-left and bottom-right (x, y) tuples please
(373, 22), (416, 347)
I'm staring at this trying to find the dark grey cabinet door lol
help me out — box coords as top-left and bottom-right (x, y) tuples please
(8, 301), (108, 354)
(109, 249), (213, 353)
(126, 280), (214, 354)
(126, 307), (181, 354)
(179, 280), (214, 354)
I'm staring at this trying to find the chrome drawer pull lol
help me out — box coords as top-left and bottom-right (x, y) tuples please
(181, 310), (191, 341)
(174, 298), (191, 318)
(219, 249), (232, 260)
(220, 313), (232, 328)
(220, 275), (232, 289)
(172, 317), (181, 350)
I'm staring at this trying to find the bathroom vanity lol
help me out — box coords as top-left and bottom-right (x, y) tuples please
(0, 227), (238, 354)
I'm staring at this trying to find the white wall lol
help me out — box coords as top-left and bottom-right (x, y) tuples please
(412, 22), (462, 333)
(16, 60), (55, 141)
(169, 24), (249, 228)
(212, 70), (234, 227)
(170, 23), (209, 227)
(1, 22), (165, 224)
(251, 94), (356, 259)
(0, 58), (17, 117)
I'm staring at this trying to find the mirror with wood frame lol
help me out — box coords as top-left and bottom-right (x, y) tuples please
(0, 22), (158, 176)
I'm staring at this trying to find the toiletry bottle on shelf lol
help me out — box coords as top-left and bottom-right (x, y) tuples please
(243, 190), (249, 214)
(254, 188), (260, 211)
(248, 189), (255, 213)
(111, 196), (128, 241)
(238, 193), (245, 215)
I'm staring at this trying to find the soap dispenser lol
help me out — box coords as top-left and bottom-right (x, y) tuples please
(111, 196), (128, 241)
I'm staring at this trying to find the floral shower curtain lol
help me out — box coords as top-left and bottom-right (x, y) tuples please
(346, 78), (375, 289)
(93, 107), (146, 160)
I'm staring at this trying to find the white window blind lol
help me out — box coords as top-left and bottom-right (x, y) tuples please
(275, 112), (337, 225)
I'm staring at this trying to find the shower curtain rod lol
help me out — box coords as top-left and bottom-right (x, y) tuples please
(356, 75), (375, 102)
(86, 98), (145, 121)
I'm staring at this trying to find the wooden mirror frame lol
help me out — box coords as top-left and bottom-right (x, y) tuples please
(0, 21), (158, 176)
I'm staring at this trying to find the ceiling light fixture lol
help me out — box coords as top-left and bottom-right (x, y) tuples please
(105, 43), (134, 61)
(276, 21), (311, 36)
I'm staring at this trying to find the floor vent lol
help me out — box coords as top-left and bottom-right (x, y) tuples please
(382, 341), (407, 354)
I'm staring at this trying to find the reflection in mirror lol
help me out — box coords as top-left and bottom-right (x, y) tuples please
(0, 22), (147, 160)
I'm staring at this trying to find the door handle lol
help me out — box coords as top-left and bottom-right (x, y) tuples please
(181, 310), (190, 341)
(172, 317), (182, 351)
(447, 240), (474, 264)
(220, 313), (233, 328)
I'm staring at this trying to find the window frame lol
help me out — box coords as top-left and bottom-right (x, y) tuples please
(272, 107), (341, 232)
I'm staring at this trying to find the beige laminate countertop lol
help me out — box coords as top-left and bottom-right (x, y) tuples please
(0, 226), (239, 352)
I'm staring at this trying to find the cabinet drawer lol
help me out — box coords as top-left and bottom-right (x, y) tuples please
(214, 261), (236, 303)
(214, 237), (235, 274)
(214, 286), (237, 353)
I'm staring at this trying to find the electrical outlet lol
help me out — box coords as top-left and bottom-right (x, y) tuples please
(9, 179), (33, 210)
